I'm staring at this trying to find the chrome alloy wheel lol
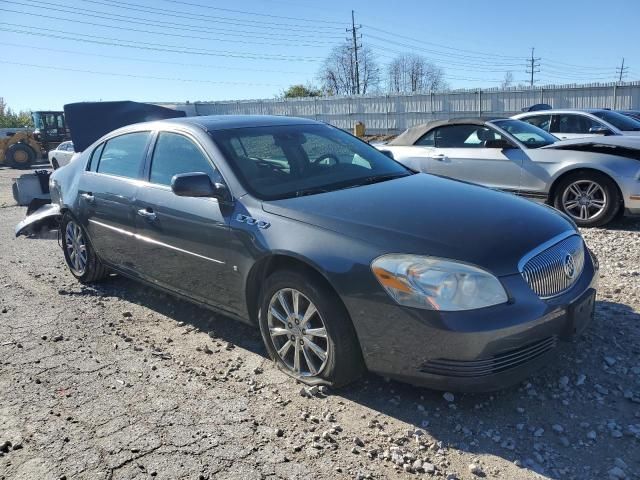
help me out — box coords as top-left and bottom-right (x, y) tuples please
(561, 180), (607, 221)
(65, 220), (88, 275)
(267, 288), (330, 377)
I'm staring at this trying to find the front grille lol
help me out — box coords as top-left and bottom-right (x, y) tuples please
(420, 336), (557, 378)
(520, 235), (585, 298)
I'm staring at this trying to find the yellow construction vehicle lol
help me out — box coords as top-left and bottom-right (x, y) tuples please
(0, 111), (70, 169)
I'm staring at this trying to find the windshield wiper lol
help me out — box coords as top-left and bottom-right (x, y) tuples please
(293, 187), (329, 198)
(356, 172), (412, 186)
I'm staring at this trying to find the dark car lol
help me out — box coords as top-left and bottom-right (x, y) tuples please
(18, 114), (598, 391)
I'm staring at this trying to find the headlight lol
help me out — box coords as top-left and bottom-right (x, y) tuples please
(371, 254), (508, 311)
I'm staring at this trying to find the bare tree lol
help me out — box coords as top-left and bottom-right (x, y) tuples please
(387, 54), (446, 93)
(318, 42), (380, 96)
(501, 71), (514, 89)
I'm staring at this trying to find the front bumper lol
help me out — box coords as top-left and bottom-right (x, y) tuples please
(345, 250), (598, 392)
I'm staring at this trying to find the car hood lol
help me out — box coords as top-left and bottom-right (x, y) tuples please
(262, 174), (575, 276)
(541, 136), (640, 149)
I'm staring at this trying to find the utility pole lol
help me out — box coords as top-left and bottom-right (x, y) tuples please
(616, 58), (628, 83)
(526, 47), (541, 87)
(346, 10), (362, 95)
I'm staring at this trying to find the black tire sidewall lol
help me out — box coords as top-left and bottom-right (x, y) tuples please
(258, 270), (363, 387)
(61, 214), (104, 282)
(7, 143), (36, 169)
(553, 172), (620, 227)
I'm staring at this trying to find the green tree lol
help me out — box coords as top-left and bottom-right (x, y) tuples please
(0, 97), (33, 128)
(282, 84), (322, 98)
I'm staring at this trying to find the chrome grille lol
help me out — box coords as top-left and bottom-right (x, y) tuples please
(520, 234), (585, 298)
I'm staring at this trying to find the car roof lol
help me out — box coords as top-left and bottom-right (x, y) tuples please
(388, 117), (505, 146)
(517, 109), (607, 115)
(160, 115), (321, 132)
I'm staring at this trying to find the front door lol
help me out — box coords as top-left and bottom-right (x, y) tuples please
(426, 124), (524, 191)
(133, 131), (233, 308)
(78, 131), (151, 272)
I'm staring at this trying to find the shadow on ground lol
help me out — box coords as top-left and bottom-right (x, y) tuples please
(67, 272), (639, 478)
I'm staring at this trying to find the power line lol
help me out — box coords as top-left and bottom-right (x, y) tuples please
(0, 6), (337, 48)
(0, 24), (324, 61)
(2, 60), (288, 87)
(526, 48), (541, 87)
(82, 0), (344, 32)
(2, 42), (312, 75)
(159, 0), (344, 25)
(3, 0), (344, 42)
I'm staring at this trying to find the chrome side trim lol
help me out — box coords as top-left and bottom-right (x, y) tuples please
(517, 230), (577, 273)
(89, 219), (225, 265)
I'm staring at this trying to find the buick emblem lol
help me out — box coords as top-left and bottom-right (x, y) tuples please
(563, 253), (576, 280)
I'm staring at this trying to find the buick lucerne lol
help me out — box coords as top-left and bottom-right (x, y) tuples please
(18, 114), (598, 391)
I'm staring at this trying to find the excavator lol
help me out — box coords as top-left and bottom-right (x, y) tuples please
(0, 111), (70, 169)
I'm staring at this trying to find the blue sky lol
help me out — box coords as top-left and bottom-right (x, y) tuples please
(1, 0), (639, 111)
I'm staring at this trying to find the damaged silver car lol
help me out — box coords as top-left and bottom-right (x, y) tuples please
(380, 118), (640, 227)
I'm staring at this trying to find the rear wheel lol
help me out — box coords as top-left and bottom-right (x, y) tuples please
(61, 214), (108, 283)
(553, 172), (620, 227)
(258, 270), (364, 387)
(6, 143), (37, 169)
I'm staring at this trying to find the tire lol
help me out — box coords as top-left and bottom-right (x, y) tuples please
(553, 171), (620, 227)
(258, 269), (364, 387)
(6, 143), (37, 169)
(61, 214), (108, 283)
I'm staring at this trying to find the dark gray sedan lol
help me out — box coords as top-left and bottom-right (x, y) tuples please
(19, 114), (598, 391)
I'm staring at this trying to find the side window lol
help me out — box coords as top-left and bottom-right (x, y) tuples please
(149, 132), (215, 186)
(96, 132), (149, 179)
(415, 130), (435, 146)
(433, 125), (501, 148)
(87, 142), (105, 172)
(523, 115), (551, 132)
(553, 114), (599, 134)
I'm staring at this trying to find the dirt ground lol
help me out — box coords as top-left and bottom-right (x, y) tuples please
(0, 165), (639, 480)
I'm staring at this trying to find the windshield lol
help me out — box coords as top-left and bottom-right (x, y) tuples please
(592, 110), (640, 131)
(490, 119), (557, 148)
(210, 124), (411, 200)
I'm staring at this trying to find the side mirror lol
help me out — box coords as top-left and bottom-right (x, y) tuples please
(171, 172), (231, 202)
(589, 126), (612, 135)
(380, 149), (394, 159)
(485, 138), (515, 149)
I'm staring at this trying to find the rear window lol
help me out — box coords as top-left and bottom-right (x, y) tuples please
(96, 132), (150, 179)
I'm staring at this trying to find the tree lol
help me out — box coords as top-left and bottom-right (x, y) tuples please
(0, 97), (33, 128)
(318, 42), (381, 96)
(386, 54), (446, 93)
(282, 84), (322, 98)
(501, 71), (514, 89)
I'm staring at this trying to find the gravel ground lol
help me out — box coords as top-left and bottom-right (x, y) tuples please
(1, 166), (639, 480)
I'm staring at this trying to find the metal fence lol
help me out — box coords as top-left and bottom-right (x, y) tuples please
(165, 81), (640, 134)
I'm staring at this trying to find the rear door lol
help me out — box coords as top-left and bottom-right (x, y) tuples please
(77, 131), (151, 273)
(550, 113), (605, 140)
(426, 124), (525, 191)
(133, 130), (233, 307)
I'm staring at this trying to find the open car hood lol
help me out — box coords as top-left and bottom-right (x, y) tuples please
(64, 101), (186, 152)
(541, 136), (640, 160)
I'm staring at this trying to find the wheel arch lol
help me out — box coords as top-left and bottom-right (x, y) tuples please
(548, 167), (624, 209)
(245, 253), (344, 326)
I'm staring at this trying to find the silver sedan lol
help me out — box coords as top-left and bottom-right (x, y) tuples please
(380, 118), (640, 227)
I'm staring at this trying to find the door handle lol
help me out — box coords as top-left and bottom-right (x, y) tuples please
(137, 208), (157, 221)
(80, 192), (94, 202)
(431, 154), (448, 162)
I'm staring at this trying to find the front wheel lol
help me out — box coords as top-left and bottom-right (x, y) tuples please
(61, 214), (108, 283)
(258, 270), (364, 387)
(553, 172), (620, 227)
